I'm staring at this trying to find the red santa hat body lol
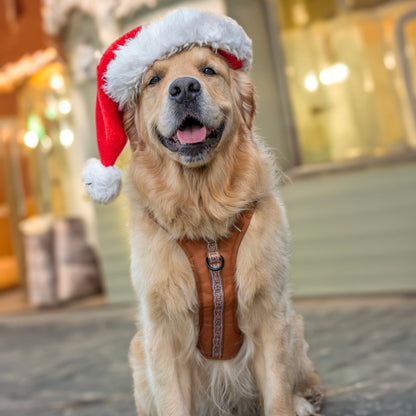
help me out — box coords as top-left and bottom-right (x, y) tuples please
(83, 9), (253, 204)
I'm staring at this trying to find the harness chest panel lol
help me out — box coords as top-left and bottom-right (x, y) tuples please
(178, 209), (254, 360)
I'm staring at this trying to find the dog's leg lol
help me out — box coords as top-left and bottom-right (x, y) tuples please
(128, 228), (197, 415)
(291, 315), (324, 414)
(130, 330), (193, 416)
(253, 297), (296, 416)
(139, 313), (193, 416)
(130, 331), (156, 415)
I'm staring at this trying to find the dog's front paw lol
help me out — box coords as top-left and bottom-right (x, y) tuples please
(294, 395), (321, 416)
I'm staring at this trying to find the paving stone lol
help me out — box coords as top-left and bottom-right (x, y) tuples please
(0, 297), (415, 415)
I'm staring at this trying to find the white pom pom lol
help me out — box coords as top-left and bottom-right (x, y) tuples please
(82, 158), (122, 204)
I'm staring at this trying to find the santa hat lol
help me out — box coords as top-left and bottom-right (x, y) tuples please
(83, 9), (253, 204)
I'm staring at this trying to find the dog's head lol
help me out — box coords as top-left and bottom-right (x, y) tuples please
(125, 46), (255, 167)
(83, 10), (255, 204)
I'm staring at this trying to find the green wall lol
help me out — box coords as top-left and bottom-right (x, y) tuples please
(94, 198), (132, 303)
(282, 162), (416, 296)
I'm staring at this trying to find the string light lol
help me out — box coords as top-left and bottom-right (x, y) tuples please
(304, 72), (319, 92)
(320, 63), (350, 86)
(59, 129), (74, 148)
(58, 99), (71, 114)
(50, 73), (64, 90)
(383, 52), (396, 70)
(24, 131), (39, 148)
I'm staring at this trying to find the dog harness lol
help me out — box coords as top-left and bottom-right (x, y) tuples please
(178, 208), (255, 360)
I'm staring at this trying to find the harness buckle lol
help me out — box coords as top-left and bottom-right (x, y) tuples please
(206, 255), (225, 271)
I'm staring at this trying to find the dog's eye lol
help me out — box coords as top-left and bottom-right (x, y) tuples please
(202, 67), (216, 76)
(149, 76), (161, 85)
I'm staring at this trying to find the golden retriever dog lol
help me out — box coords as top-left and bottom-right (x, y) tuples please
(121, 44), (324, 415)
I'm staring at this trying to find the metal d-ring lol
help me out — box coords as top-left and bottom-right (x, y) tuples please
(206, 255), (225, 271)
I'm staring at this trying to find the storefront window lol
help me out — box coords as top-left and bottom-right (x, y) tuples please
(17, 62), (73, 216)
(271, 0), (416, 165)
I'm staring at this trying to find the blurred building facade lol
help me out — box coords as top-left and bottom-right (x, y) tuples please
(1, 0), (415, 304)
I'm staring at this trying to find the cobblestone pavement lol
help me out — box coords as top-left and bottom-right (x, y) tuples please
(0, 296), (415, 416)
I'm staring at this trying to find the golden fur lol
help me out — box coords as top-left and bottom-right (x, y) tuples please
(123, 47), (323, 415)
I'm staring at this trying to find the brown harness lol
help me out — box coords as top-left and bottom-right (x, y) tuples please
(178, 208), (255, 360)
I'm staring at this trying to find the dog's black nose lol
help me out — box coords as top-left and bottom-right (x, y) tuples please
(169, 77), (201, 103)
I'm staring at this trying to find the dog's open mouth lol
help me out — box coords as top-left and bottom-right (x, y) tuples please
(177, 116), (207, 144)
(157, 116), (225, 160)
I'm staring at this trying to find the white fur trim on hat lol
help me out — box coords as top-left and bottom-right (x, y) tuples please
(104, 9), (252, 110)
(83, 158), (122, 204)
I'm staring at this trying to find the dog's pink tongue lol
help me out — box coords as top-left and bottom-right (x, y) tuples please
(177, 125), (207, 144)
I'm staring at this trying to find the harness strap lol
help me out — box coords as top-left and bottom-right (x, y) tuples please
(178, 208), (255, 360)
(205, 239), (225, 358)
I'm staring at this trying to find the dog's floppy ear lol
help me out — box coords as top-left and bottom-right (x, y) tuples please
(123, 108), (145, 151)
(232, 70), (256, 130)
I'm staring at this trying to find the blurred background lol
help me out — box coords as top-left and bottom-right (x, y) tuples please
(1, 0), (416, 312)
